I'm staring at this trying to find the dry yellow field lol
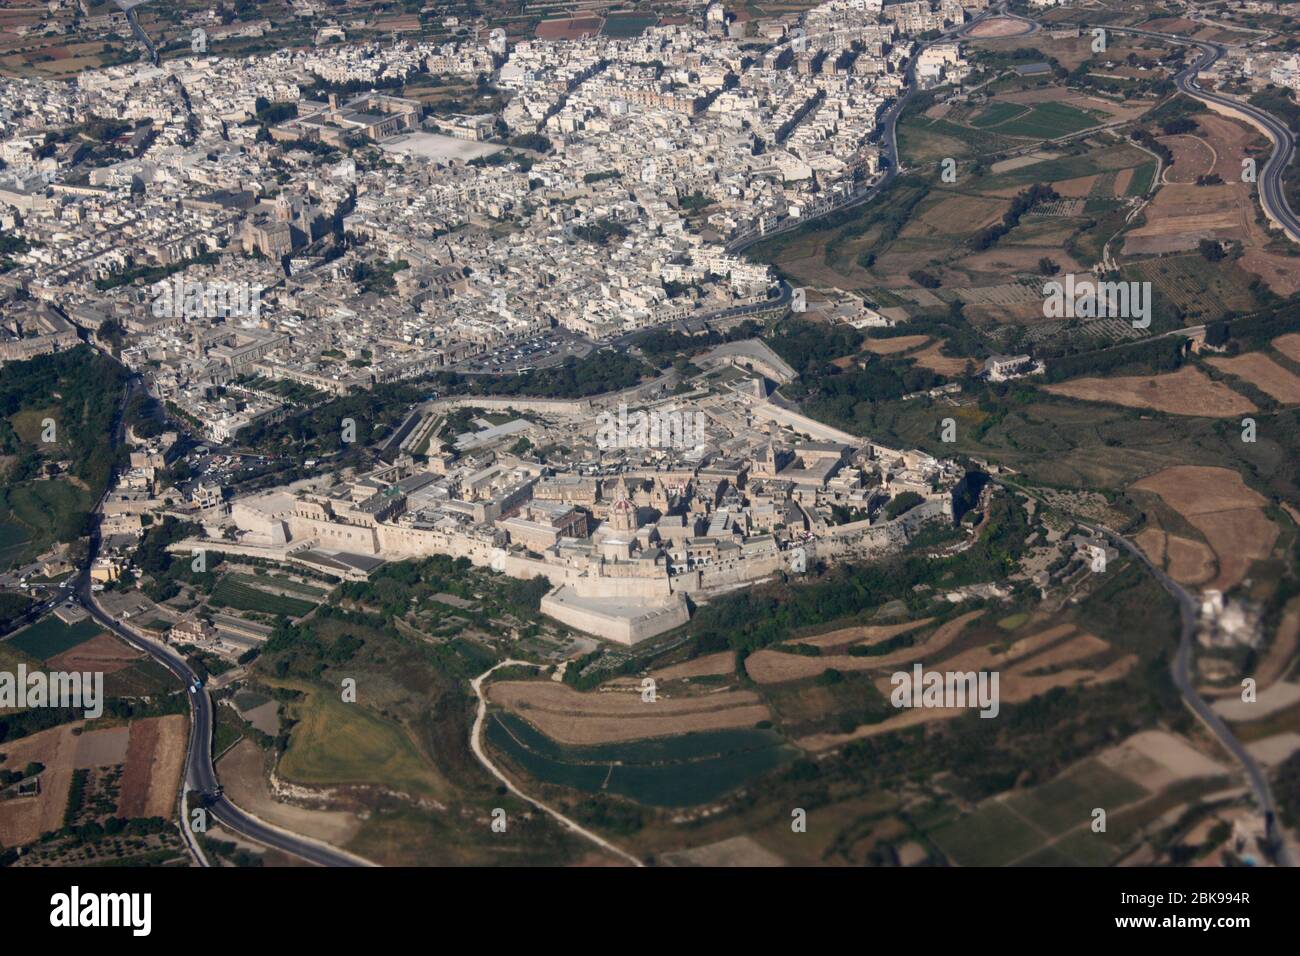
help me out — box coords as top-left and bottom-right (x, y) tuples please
(792, 618), (934, 651)
(863, 335), (929, 355)
(912, 340), (974, 376)
(1044, 366), (1254, 417)
(1132, 465), (1277, 591)
(1272, 333), (1300, 363)
(647, 651), (736, 681)
(1207, 353), (1300, 404)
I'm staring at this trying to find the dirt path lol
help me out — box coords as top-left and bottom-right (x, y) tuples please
(469, 660), (642, 867)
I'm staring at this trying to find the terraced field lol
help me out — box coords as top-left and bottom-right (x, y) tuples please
(208, 576), (319, 617)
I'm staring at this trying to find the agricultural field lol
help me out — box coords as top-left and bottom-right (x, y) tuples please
(794, 621), (1137, 753)
(7, 617), (102, 660)
(1130, 465), (1279, 592)
(487, 679), (771, 745)
(1122, 112), (1298, 297)
(231, 593), (602, 865)
(837, 375), (1300, 506)
(228, 571), (330, 599)
(926, 734), (1228, 866)
(1127, 255), (1267, 323)
(486, 712), (797, 808)
(1042, 366), (1256, 418)
(750, 134), (1164, 349)
(208, 575), (319, 618)
(1206, 352), (1300, 406)
(0, 715), (187, 858)
(4, 613), (182, 699)
(271, 678), (447, 799)
(974, 100), (1104, 140)
(969, 28), (1174, 72)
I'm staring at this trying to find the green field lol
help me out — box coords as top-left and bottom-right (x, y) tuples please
(993, 101), (1100, 139)
(0, 482), (90, 570)
(209, 577), (318, 617)
(9, 616), (103, 660)
(275, 679), (446, 798)
(487, 711), (798, 807)
(930, 757), (1170, 865)
(0, 639), (40, 674)
(1003, 759), (1148, 835)
(0, 520), (30, 568)
(977, 143), (1150, 192)
(928, 799), (1046, 865)
(1126, 160), (1156, 196)
(103, 658), (181, 697)
(970, 102), (1031, 128)
(230, 573), (329, 599)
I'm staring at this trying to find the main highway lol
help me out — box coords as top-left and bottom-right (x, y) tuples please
(21, 375), (372, 867)
(1097, 25), (1300, 245)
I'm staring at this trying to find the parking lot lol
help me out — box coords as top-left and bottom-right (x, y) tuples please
(449, 331), (593, 375)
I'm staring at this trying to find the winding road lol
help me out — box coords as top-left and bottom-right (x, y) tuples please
(1089, 524), (1294, 867)
(37, 374), (374, 867)
(1002, 469), (1292, 867)
(1096, 25), (1300, 245)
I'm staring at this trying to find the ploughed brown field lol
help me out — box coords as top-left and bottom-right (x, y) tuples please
(0, 715), (187, 848)
(487, 681), (771, 745)
(46, 632), (146, 675)
(1132, 465), (1278, 592)
(744, 611), (983, 685)
(796, 623), (1135, 751)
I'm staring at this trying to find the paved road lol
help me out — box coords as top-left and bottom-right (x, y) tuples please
(724, 6), (1003, 257)
(1002, 470), (1292, 866)
(1090, 524), (1294, 867)
(1104, 26), (1300, 244)
(74, 577), (372, 867)
(35, 373), (373, 867)
(123, 7), (158, 66)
